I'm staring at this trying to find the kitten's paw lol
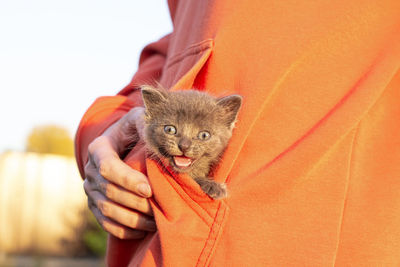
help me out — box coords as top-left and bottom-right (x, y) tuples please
(195, 178), (227, 200)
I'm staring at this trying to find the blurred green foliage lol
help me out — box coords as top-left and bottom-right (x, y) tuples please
(25, 125), (74, 157)
(83, 212), (107, 257)
(62, 209), (107, 258)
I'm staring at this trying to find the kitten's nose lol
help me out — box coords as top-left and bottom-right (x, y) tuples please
(178, 138), (192, 153)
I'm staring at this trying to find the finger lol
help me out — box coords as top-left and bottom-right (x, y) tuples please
(88, 136), (120, 165)
(84, 160), (98, 185)
(88, 137), (152, 197)
(83, 178), (91, 196)
(90, 190), (157, 232)
(100, 180), (153, 216)
(123, 107), (146, 139)
(101, 160), (152, 198)
(98, 157), (151, 197)
(91, 204), (147, 240)
(85, 165), (153, 216)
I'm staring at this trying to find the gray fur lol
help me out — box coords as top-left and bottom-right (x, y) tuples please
(141, 85), (242, 199)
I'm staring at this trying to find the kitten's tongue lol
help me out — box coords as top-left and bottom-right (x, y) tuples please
(173, 156), (192, 168)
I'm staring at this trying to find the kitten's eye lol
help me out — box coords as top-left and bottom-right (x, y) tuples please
(164, 125), (177, 135)
(198, 131), (211, 140)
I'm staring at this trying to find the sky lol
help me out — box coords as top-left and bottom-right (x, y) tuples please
(0, 0), (172, 152)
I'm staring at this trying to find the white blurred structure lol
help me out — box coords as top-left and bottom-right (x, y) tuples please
(0, 151), (87, 255)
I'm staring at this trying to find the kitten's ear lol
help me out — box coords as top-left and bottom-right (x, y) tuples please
(141, 85), (167, 116)
(216, 95), (242, 128)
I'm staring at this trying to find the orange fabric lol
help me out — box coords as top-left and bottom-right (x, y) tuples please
(75, 0), (400, 265)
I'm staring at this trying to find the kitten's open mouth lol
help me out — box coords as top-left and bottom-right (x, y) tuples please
(173, 156), (193, 169)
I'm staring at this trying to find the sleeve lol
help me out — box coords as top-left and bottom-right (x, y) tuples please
(74, 34), (171, 178)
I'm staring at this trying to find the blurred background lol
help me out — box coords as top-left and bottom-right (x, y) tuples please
(0, 1), (172, 266)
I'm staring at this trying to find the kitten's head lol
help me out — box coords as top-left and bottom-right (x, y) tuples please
(141, 85), (242, 174)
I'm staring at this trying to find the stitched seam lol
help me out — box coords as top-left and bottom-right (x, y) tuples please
(167, 39), (213, 65)
(196, 202), (222, 266)
(331, 68), (400, 265)
(195, 202), (228, 267)
(331, 122), (359, 266)
(166, 39), (213, 69)
(171, 47), (213, 92)
(202, 205), (228, 266)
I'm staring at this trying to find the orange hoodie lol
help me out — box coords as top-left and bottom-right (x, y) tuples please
(75, 0), (400, 266)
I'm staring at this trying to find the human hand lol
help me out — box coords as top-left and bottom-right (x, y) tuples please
(83, 107), (156, 239)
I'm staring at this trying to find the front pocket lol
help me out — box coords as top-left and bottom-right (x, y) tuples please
(143, 38), (229, 266)
(145, 156), (229, 267)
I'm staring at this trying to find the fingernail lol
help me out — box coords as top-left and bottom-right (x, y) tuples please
(137, 183), (151, 197)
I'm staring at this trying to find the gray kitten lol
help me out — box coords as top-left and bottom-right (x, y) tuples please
(141, 85), (242, 199)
